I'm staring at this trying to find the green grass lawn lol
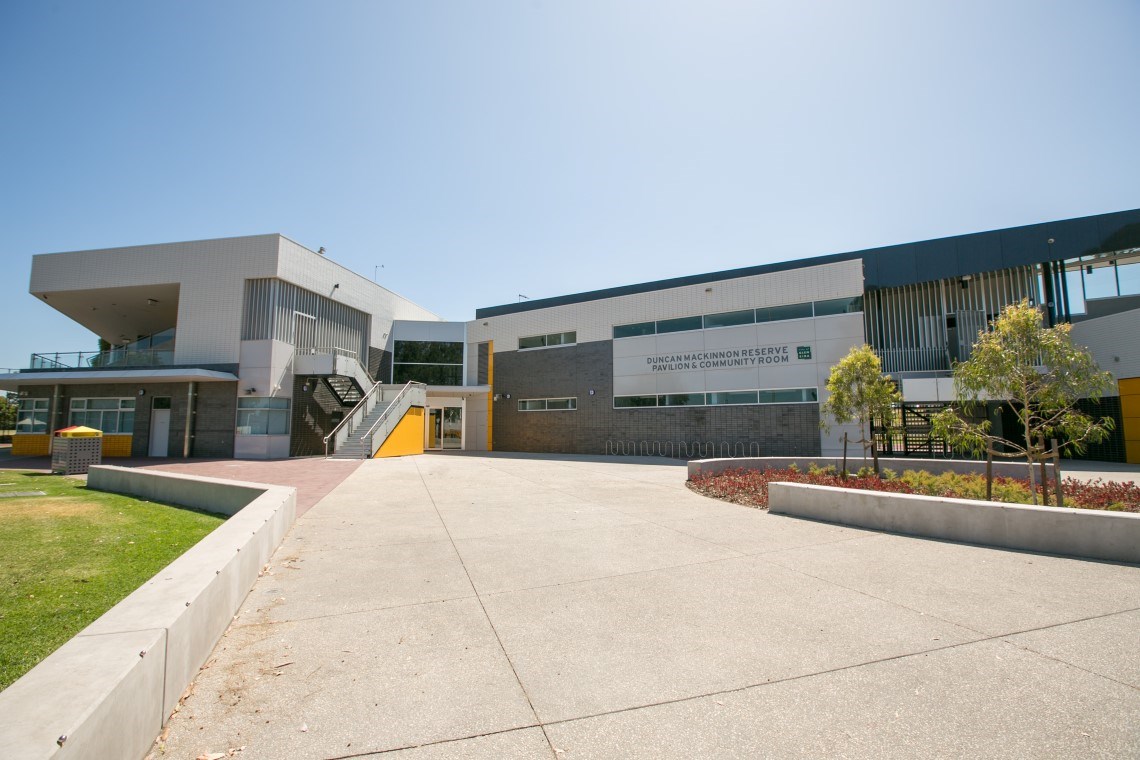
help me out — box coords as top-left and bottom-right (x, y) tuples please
(0, 471), (225, 689)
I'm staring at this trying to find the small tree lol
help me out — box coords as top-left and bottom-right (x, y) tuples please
(821, 344), (901, 476)
(0, 393), (16, 433)
(932, 299), (1115, 504)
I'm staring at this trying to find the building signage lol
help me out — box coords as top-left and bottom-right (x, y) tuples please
(647, 344), (799, 373)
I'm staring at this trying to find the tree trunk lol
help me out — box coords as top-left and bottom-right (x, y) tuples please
(1024, 413), (1038, 505)
(841, 432), (848, 480)
(868, 419), (880, 476)
(1052, 438), (1064, 508)
(985, 449), (993, 501)
(1039, 434), (1049, 506)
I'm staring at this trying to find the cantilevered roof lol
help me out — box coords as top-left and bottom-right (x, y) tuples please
(0, 368), (238, 391)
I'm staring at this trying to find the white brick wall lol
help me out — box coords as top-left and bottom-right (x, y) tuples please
(466, 259), (864, 348)
(1070, 307), (1140, 384)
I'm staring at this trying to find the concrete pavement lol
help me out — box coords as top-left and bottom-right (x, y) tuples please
(154, 452), (1140, 758)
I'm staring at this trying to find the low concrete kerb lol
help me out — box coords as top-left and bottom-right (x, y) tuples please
(0, 466), (298, 760)
(769, 482), (1140, 565)
(688, 456), (1054, 480)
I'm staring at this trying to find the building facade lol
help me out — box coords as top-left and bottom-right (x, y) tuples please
(4, 209), (1139, 462)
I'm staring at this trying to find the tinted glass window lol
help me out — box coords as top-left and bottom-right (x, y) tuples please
(613, 322), (656, 339)
(656, 316), (703, 334)
(759, 302), (814, 322)
(660, 393), (704, 406)
(614, 395), (658, 408)
(707, 391), (759, 405)
(814, 296), (863, 316)
(703, 309), (754, 329)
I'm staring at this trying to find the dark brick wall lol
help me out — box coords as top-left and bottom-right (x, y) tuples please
(368, 347), (392, 383)
(17, 381), (236, 457)
(491, 341), (822, 456)
(290, 377), (345, 456)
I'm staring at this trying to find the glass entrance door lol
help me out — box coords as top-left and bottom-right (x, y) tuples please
(426, 406), (462, 450)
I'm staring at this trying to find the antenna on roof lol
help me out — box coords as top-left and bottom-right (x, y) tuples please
(374, 265), (384, 282)
(317, 247), (326, 255)
(518, 294), (529, 302)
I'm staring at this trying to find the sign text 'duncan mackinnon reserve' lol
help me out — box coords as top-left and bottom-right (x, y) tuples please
(647, 345), (792, 372)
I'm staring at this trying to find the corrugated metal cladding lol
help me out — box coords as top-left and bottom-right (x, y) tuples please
(241, 278), (370, 359)
(866, 265), (1039, 373)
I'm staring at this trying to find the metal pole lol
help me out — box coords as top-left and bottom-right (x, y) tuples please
(1052, 438), (1063, 508)
(183, 382), (196, 458)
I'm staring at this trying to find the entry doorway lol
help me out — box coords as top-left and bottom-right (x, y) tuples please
(426, 406), (462, 450)
(149, 397), (172, 457)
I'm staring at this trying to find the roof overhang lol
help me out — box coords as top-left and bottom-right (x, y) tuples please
(424, 385), (492, 397)
(0, 368), (238, 391)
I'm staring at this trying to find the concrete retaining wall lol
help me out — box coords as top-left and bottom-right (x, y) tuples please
(768, 482), (1140, 564)
(0, 466), (297, 760)
(688, 456), (1053, 481)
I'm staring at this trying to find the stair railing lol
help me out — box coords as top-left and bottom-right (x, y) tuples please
(323, 377), (383, 457)
(360, 382), (427, 459)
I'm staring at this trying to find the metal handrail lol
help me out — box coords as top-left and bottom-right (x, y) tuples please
(29, 349), (175, 370)
(361, 382), (425, 456)
(323, 378), (382, 456)
(299, 346), (358, 359)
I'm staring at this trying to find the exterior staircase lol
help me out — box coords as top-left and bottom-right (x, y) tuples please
(322, 375), (365, 406)
(327, 400), (395, 459)
(324, 381), (427, 460)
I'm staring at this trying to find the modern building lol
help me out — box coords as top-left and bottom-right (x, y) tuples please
(4, 208), (1139, 462)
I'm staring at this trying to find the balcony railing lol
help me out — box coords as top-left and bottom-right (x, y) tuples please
(29, 349), (175, 370)
(875, 347), (952, 374)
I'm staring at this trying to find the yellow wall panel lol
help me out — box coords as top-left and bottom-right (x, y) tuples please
(1127, 439), (1140, 465)
(375, 407), (425, 458)
(1121, 394), (1140, 420)
(12, 434), (50, 456)
(1118, 377), (1140, 395)
(101, 435), (133, 457)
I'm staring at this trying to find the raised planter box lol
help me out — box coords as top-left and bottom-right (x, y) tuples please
(688, 456), (1053, 481)
(768, 481), (1140, 564)
(0, 466), (297, 760)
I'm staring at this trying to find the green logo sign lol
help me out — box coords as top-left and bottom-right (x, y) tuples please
(797, 346), (812, 360)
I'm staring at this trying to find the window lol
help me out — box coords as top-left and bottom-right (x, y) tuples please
(613, 296), (860, 340)
(813, 296), (864, 316)
(613, 395), (658, 408)
(16, 398), (49, 433)
(660, 393), (704, 406)
(518, 397), (577, 411)
(703, 309), (754, 329)
(617, 387), (818, 409)
(69, 398), (135, 433)
(613, 322), (655, 339)
(236, 397), (290, 435)
(519, 331), (576, 350)
(656, 316), (703, 334)
(707, 390), (759, 405)
(758, 302), (814, 322)
(392, 340), (464, 385)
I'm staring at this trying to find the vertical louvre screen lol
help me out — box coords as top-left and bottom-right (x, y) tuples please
(241, 279), (371, 358)
(866, 266), (1040, 373)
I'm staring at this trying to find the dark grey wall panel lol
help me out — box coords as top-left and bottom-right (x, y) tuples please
(491, 341), (821, 456)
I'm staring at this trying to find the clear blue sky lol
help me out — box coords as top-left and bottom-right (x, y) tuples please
(1, 1), (1138, 371)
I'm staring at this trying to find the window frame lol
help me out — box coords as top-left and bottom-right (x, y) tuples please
(517, 397), (577, 412)
(235, 396), (291, 436)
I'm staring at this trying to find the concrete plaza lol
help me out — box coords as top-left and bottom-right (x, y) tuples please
(153, 452), (1140, 759)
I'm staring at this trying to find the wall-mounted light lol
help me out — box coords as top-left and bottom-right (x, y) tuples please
(493, 393), (502, 401)
(137, 389), (146, 396)
(705, 287), (713, 293)
(1086, 265), (1094, 275)
(244, 387), (257, 395)
(147, 298), (158, 305)
(333, 283), (339, 290)
(589, 389), (596, 396)
(504, 393), (511, 400)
